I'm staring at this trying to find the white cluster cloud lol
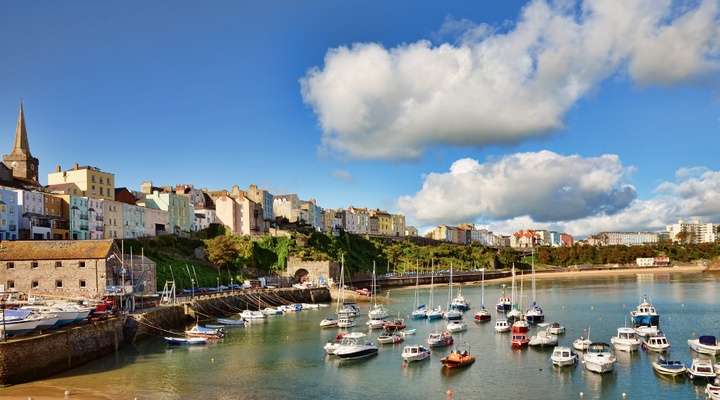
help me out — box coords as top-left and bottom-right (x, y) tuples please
(397, 150), (636, 226)
(401, 152), (720, 237)
(301, 0), (720, 159)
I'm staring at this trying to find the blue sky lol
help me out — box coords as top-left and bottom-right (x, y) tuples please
(1, 1), (719, 235)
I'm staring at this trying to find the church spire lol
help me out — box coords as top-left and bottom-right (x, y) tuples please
(12, 100), (31, 156)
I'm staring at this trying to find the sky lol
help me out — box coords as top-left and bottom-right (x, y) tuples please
(1, 0), (719, 237)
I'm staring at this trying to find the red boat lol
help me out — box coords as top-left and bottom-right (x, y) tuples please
(474, 308), (491, 323)
(511, 320), (529, 334)
(383, 319), (406, 332)
(511, 333), (529, 348)
(441, 349), (475, 369)
(355, 288), (371, 297)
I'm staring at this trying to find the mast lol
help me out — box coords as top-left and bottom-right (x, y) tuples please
(372, 260), (377, 307)
(429, 259), (434, 309)
(481, 268), (485, 308)
(447, 263), (453, 309)
(532, 248), (536, 305)
(511, 263), (516, 310)
(336, 254), (344, 314)
(519, 271), (524, 312)
(414, 259), (419, 309)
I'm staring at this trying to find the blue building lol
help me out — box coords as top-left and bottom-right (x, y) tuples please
(0, 187), (19, 240)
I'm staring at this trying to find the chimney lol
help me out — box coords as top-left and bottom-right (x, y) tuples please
(73, 162), (79, 170)
(55, 165), (62, 173)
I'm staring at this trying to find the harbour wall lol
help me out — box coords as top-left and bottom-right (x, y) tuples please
(0, 317), (125, 385)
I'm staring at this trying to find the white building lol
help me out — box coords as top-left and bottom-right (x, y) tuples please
(15, 189), (49, 240)
(666, 219), (717, 244)
(88, 198), (105, 240)
(273, 194), (301, 222)
(589, 232), (659, 246)
(192, 207), (217, 232)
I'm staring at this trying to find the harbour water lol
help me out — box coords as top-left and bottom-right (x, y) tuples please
(3, 271), (719, 400)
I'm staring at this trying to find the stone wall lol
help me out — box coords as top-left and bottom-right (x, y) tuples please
(285, 257), (339, 284)
(1, 258), (110, 299)
(0, 317), (125, 385)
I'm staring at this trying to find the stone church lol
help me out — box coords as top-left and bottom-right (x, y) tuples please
(1, 102), (40, 188)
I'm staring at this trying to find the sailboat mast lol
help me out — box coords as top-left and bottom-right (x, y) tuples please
(511, 263), (516, 309)
(429, 259), (434, 308)
(447, 263), (453, 309)
(481, 268), (485, 307)
(336, 254), (344, 314)
(532, 248), (536, 304)
(414, 259), (419, 308)
(372, 260), (377, 307)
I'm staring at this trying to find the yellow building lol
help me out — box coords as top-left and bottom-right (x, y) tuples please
(47, 163), (115, 200)
(370, 210), (393, 236)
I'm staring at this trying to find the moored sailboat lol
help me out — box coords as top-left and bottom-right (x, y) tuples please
(473, 269), (491, 323)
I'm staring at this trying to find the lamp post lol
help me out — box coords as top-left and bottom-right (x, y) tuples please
(191, 278), (195, 299)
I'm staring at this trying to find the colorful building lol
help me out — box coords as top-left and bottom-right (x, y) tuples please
(214, 194), (262, 236)
(87, 198), (105, 240)
(44, 193), (67, 240)
(0, 188), (19, 240)
(246, 184), (274, 222)
(142, 191), (191, 234)
(101, 199), (123, 239)
(48, 164), (115, 200)
(15, 189), (49, 240)
(60, 195), (89, 240)
(123, 203), (145, 238)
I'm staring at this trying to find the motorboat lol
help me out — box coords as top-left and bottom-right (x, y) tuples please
(334, 340), (378, 360)
(301, 303), (320, 310)
(529, 329), (558, 347)
(411, 306), (427, 320)
(383, 318), (406, 332)
(511, 319), (529, 334)
(707, 379), (720, 400)
(400, 329), (417, 337)
(324, 332), (366, 355)
(216, 318), (246, 326)
(441, 349), (475, 369)
(0, 313), (44, 336)
(550, 346), (578, 367)
(496, 284), (512, 313)
(687, 358), (716, 381)
(474, 308), (491, 323)
(651, 357), (686, 377)
(319, 316), (338, 328)
(21, 305), (78, 327)
(688, 335), (720, 355)
(240, 310), (265, 320)
(446, 320), (467, 333)
(262, 307), (283, 316)
(338, 302), (360, 318)
(368, 305), (389, 320)
(495, 319), (511, 333)
(185, 325), (224, 339)
(573, 336), (592, 352)
(643, 332), (670, 352)
(337, 317), (355, 328)
(444, 309), (463, 321)
(551, 346), (577, 366)
(525, 303), (545, 325)
(630, 295), (659, 326)
(450, 290), (470, 311)
(286, 304), (303, 312)
(511, 332), (529, 348)
(611, 327), (641, 352)
(426, 307), (444, 321)
(366, 319), (385, 330)
(634, 325), (659, 337)
(164, 336), (208, 346)
(402, 345), (431, 362)
(583, 343), (616, 373)
(377, 333), (404, 345)
(547, 322), (565, 335)
(506, 309), (523, 324)
(427, 331), (454, 348)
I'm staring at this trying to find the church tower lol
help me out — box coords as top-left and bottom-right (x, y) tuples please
(3, 101), (39, 186)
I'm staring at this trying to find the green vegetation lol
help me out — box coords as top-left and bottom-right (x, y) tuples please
(124, 229), (719, 290)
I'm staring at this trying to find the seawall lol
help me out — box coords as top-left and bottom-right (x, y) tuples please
(0, 317), (125, 386)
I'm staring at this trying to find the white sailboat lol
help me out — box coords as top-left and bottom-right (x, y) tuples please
(525, 249), (544, 325)
(473, 268), (491, 322)
(444, 264), (462, 321)
(426, 259), (443, 320)
(368, 261), (388, 320)
(411, 259), (427, 319)
(320, 254), (344, 328)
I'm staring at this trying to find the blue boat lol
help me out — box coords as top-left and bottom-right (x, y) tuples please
(630, 295), (660, 327)
(411, 305), (427, 320)
(525, 302), (545, 325)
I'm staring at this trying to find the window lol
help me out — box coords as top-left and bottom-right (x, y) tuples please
(5, 262), (13, 269)
(55, 261), (62, 268)
(79, 261), (86, 268)
(79, 279), (86, 288)
(55, 280), (63, 288)
(92, 175), (96, 183)
(6, 280), (14, 289)
(31, 280), (39, 288)
(31, 261), (38, 269)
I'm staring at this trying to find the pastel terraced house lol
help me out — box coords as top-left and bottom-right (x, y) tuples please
(142, 191), (191, 235)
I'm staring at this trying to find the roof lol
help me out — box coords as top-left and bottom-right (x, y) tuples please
(46, 183), (79, 192)
(0, 240), (116, 261)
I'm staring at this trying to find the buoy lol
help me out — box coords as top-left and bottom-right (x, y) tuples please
(64, 390), (70, 398)
(211, 357), (215, 363)
(446, 389), (454, 400)
(622, 393), (626, 398)
(579, 392), (584, 397)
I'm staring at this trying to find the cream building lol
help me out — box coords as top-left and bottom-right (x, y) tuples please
(47, 164), (115, 200)
(215, 194), (261, 236)
(101, 199), (124, 239)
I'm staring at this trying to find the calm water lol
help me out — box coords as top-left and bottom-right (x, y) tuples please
(3, 272), (720, 400)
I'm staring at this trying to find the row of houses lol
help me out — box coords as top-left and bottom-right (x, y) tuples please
(582, 220), (718, 247)
(510, 229), (574, 248)
(426, 224), (509, 246)
(323, 207), (407, 237)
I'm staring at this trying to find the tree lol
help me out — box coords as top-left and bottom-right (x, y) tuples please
(206, 235), (240, 269)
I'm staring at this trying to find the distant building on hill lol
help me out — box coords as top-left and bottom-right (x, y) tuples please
(666, 219), (717, 244)
(587, 231), (658, 246)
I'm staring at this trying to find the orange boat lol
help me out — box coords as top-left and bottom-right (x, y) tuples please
(441, 350), (476, 369)
(511, 333), (529, 348)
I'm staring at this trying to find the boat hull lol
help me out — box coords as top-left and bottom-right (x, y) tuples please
(335, 347), (378, 360)
(584, 360), (615, 373)
(688, 340), (720, 355)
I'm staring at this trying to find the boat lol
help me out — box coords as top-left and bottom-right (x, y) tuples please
(441, 348), (475, 369)
(320, 317), (338, 328)
(324, 332), (366, 355)
(185, 324), (224, 339)
(511, 319), (529, 334)
(547, 322), (565, 335)
(368, 261), (389, 320)
(0, 313), (44, 336)
(337, 317), (355, 328)
(401, 345), (431, 362)
(427, 331), (454, 348)
(400, 329), (417, 337)
(334, 340), (378, 360)
(301, 303), (320, 310)
(583, 343), (616, 373)
(446, 320), (467, 333)
(383, 318), (406, 332)
(473, 269), (491, 322)
(450, 288), (470, 311)
(634, 325), (659, 337)
(240, 310), (265, 320)
(506, 265), (523, 324)
(643, 332), (671, 352)
(651, 357), (686, 377)
(495, 319), (510, 333)
(688, 335), (720, 355)
(511, 332), (529, 348)
(529, 329), (558, 347)
(496, 288), (512, 313)
(377, 333), (404, 344)
(630, 295), (660, 326)
(510, 283), (529, 349)
(444, 264), (463, 321)
(164, 336), (208, 346)
(573, 327), (592, 351)
(426, 259), (443, 320)
(216, 318), (246, 326)
(525, 249), (545, 325)
(611, 327), (641, 352)
(338, 302), (360, 318)
(687, 358), (716, 381)
(551, 346), (577, 367)
(707, 379), (720, 400)
(366, 319), (385, 330)
(410, 260), (427, 320)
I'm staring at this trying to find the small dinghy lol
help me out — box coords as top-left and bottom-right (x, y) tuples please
(551, 346), (577, 367)
(241, 310), (265, 320)
(652, 357), (686, 377)
(400, 329), (416, 337)
(377, 333), (404, 345)
(441, 348), (475, 369)
(319, 317), (338, 328)
(164, 336), (208, 346)
(185, 325), (224, 339)
(402, 345), (431, 362)
(706, 379), (720, 400)
(446, 320), (467, 333)
(262, 307), (283, 316)
(687, 358), (716, 381)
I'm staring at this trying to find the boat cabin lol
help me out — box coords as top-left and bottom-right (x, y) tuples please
(553, 348), (572, 358)
(647, 336), (668, 347)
